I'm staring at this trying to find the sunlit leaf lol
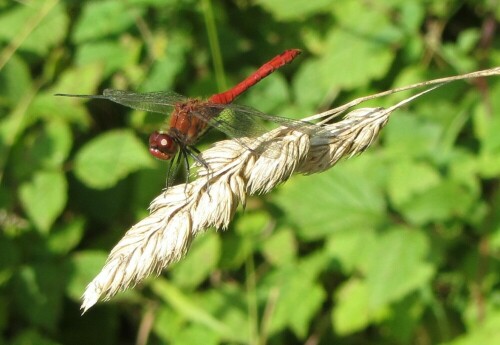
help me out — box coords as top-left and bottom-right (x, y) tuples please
(74, 129), (155, 189)
(76, 39), (141, 78)
(273, 158), (386, 240)
(19, 170), (67, 233)
(260, 228), (297, 266)
(171, 232), (221, 288)
(150, 279), (243, 342)
(398, 181), (476, 225)
(72, 1), (144, 43)
(332, 278), (389, 335)
(255, 0), (333, 20)
(0, 1), (68, 55)
(66, 251), (108, 301)
(0, 54), (32, 106)
(366, 227), (434, 309)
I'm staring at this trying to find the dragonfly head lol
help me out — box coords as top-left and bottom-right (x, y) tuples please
(149, 131), (178, 160)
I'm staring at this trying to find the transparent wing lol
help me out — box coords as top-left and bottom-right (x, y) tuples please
(57, 89), (323, 140)
(56, 89), (187, 114)
(101, 89), (186, 114)
(196, 102), (322, 140)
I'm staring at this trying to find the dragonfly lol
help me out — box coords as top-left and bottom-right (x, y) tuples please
(57, 49), (317, 185)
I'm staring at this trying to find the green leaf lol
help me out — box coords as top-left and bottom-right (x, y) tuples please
(383, 113), (443, 159)
(150, 279), (242, 341)
(51, 63), (104, 96)
(235, 210), (270, 237)
(332, 278), (388, 335)
(9, 120), (71, 183)
(242, 73), (292, 114)
(13, 263), (69, 331)
(366, 228), (434, 309)
(19, 170), (67, 233)
(218, 232), (253, 269)
(140, 31), (190, 91)
(75, 39), (141, 78)
(262, 253), (328, 337)
(11, 330), (61, 345)
(478, 110), (500, 177)
(255, 0), (334, 21)
(196, 284), (250, 342)
(74, 129), (156, 189)
(172, 326), (220, 345)
(0, 235), (21, 286)
(332, 228), (434, 335)
(399, 181), (476, 225)
(0, 1), (68, 55)
(273, 157), (386, 240)
(171, 232), (220, 289)
(260, 228), (297, 266)
(28, 93), (92, 129)
(72, 1), (144, 43)
(46, 218), (85, 255)
(325, 227), (378, 274)
(442, 311), (500, 345)
(387, 159), (441, 207)
(66, 251), (108, 301)
(0, 54), (32, 106)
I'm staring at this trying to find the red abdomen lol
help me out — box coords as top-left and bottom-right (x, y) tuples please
(209, 49), (302, 104)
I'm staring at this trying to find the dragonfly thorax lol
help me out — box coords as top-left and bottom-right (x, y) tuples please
(169, 99), (215, 145)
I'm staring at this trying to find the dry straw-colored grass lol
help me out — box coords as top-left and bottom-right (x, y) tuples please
(81, 67), (500, 312)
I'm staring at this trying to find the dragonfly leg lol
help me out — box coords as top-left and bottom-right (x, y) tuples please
(187, 146), (213, 198)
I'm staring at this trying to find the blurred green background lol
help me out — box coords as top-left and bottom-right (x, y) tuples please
(1, 0), (499, 344)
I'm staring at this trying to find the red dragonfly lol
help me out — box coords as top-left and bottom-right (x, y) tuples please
(57, 49), (314, 181)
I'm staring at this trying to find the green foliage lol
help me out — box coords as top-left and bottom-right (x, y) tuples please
(0, 0), (499, 344)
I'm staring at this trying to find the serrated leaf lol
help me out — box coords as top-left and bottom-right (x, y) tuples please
(399, 181), (476, 225)
(387, 159), (441, 207)
(273, 158), (386, 240)
(19, 170), (67, 233)
(383, 113), (443, 159)
(325, 227), (378, 274)
(366, 228), (434, 309)
(298, 1), (402, 96)
(74, 129), (155, 189)
(72, 1), (144, 43)
(0, 1), (68, 55)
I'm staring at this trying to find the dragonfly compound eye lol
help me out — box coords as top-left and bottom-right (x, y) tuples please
(149, 131), (178, 160)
